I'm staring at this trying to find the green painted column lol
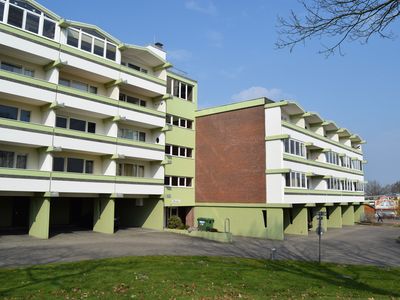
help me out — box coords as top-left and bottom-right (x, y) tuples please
(142, 199), (164, 230)
(342, 205), (355, 225)
(312, 206), (327, 232)
(354, 205), (364, 223)
(327, 205), (342, 228)
(284, 206), (308, 235)
(29, 197), (50, 239)
(267, 208), (284, 240)
(93, 197), (115, 234)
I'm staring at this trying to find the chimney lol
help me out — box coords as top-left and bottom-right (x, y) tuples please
(154, 42), (164, 49)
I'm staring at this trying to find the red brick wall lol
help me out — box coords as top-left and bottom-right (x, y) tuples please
(196, 106), (266, 203)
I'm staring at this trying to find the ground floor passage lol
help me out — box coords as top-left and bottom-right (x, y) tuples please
(0, 196), (164, 239)
(195, 203), (365, 240)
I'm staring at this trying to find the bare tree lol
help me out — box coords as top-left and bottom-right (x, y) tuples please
(365, 180), (384, 196)
(276, 0), (400, 55)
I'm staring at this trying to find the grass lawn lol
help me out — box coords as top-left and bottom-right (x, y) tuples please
(0, 256), (399, 299)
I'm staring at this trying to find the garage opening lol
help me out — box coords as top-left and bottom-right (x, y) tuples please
(50, 198), (94, 235)
(0, 197), (30, 235)
(114, 198), (163, 232)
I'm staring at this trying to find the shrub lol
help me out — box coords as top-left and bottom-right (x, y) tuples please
(167, 215), (184, 229)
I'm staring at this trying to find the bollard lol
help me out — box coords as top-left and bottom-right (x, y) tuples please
(270, 248), (276, 260)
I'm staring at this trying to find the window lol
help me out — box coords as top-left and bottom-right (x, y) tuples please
(80, 33), (92, 52)
(283, 138), (306, 157)
(53, 157), (94, 174)
(16, 154), (27, 169)
(285, 171), (306, 188)
(93, 38), (104, 56)
(167, 77), (194, 101)
(341, 156), (352, 168)
(0, 104), (18, 120)
(20, 110), (30, 122)
(67, 158), (84, 173)
(7, 4), (23, 28)
(25, 12), (39, 33)
(121, 62), (148, 74)
(42, 18), (55, 39)
(56, 116), (96, 134)
(352, 159), (363, 171)
(119, 93), (147, 107)
(117, 163), (145, 177)
(166, 114), (193, 129)
(67, 28), (79, 47)
(0, 2), (4, 22)
(0, 151), (14, 168)
(165, 144), (193, 158)
(0, 61), (35, 77)
(106, 43), (116, 60)
(118, 128), (146, 142)
(164, 176), (193, 187)
(327, 177), (340, 190)
(0, 104), (31, 122)
(58, 78), (97, 94)
(325, 151), (340, 165)
(52, 157), (65, 171)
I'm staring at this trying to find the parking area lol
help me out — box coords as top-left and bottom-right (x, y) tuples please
(0, 225), (399, 268)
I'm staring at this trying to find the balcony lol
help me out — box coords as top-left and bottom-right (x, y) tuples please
(0, 118), (165, 160)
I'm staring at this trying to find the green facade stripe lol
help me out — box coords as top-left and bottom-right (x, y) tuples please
(265, 134), (290, 141)
(265, 168), (291, 174)
(264, 101), (289, 109)
(0, 70), (165, 118)
(283, 154), (364, 176)
(195, 202), (292, 208)
(284, 188), (364, 196)
(0, 118), (164, 151)
(282, 121), (362, 155)
(196, 98), (266, 117)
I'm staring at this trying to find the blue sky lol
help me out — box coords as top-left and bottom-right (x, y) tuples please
(38, 0), (400, 184)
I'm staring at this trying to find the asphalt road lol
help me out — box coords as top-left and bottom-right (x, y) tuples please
(0, 225), (399, 268)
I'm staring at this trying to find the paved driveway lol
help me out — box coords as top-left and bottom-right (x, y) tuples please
(0, 225), (399, 268)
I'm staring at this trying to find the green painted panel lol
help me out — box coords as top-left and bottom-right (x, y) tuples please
(93, 198), (115, 234)
(196, 98), (265, 117)
(194, 206), (268, 239)
(166, 99), (196, 120)
(342, 205), (355, 225)
(166, 127), (195, 148)
(267, 208), (284, 240)
(284, 206), (308, 235)
(29, 197), (50, 239)
(141, 199), (164, 230)
(354, 205), (364, 223)
(165, 156), (195, 177)
(164, 187), (195, 206)
(0, 198), (13, 227)
(327, 205), (342, 228)
(285, 188), (364, 197)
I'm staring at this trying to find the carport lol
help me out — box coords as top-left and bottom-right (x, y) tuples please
(114, 198), (163, 232)
(0, 196), (30, 234)
(50, 198), (94, 234)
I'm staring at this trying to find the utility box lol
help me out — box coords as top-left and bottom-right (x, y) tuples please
(197, 218), (214, 231)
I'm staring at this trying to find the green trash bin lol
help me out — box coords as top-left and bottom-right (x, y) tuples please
(197, 217), (214, 231)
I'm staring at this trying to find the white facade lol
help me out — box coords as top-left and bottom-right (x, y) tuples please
(0, 0), (170, 198)
(265, 101), (365, 205)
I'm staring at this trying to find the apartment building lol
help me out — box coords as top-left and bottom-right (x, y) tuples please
(195, 98), (366, 240)
(0, 0), (172, 238)
(0, 0), (365, 240)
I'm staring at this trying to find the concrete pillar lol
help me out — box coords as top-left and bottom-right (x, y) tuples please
(327, 205), (342, 228)
(354, 205), (364, 223)
(29, 197), (50, 239)
(342, 205), (355, 225)
(266, 208), (284, 240)
(311, 206), (327, 232)
(141, 199), (164, 230)
(93, 197), (115, 234)
(284, 206), (308, 235)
